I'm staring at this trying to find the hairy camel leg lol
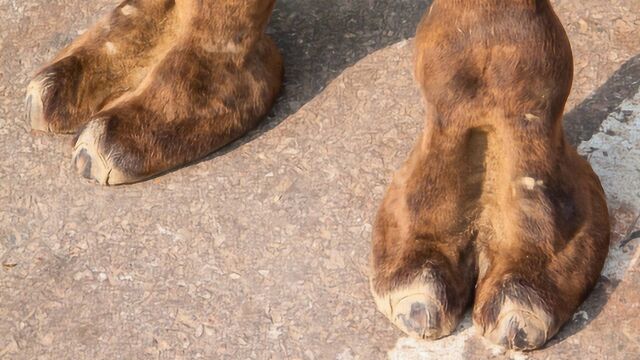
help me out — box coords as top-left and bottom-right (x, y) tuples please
(26, 0), (178, 133)
(472, 118), (610, 350)
(376, 0), (610, 348)
(66, 0), (283, 185)
(371, 114), (483, 339)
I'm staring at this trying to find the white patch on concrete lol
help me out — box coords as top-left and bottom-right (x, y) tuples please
(120, 5), (138, 16)
(510, 352), (530, 360)
(388, 314), (474, 360)
(336, 348), (355, 360)
(105, 42), (118, 55)
(487, 341), (507, 357)
(266, 323), (283, 340)
(578, 88), (640, 209)
(578, 87), (640, 280)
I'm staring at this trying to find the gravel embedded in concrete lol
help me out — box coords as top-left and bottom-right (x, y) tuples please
(1, 0), (639, 359)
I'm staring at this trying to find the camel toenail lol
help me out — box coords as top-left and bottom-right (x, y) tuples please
(74, 149), (93, 179)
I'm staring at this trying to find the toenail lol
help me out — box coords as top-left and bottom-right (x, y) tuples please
(74, 149), (93, 179)
(512, 325), (531, 350)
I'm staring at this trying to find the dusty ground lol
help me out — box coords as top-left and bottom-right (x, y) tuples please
(1, 0), (639, 359)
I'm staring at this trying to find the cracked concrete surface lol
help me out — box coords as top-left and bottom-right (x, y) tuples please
(1, 0), (639, 359)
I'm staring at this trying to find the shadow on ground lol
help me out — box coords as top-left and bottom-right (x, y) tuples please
(565, 54), (640, 146)
(224, 0), (431, 145)
(170, 0), (432, 172)
(548, 53), (640, 346)
(182, 12), (640, 347)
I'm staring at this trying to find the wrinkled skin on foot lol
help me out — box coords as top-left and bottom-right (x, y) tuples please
(27, 0), (282, 185)
(371, 0), (610, 351)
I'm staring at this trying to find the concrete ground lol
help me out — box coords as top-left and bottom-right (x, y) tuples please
(1, 0), (639, 359)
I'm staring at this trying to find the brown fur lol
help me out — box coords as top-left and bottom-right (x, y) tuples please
(371, 0), (610, 350)
(27, 0), (282, 184)
(27, 0), (610, 350)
